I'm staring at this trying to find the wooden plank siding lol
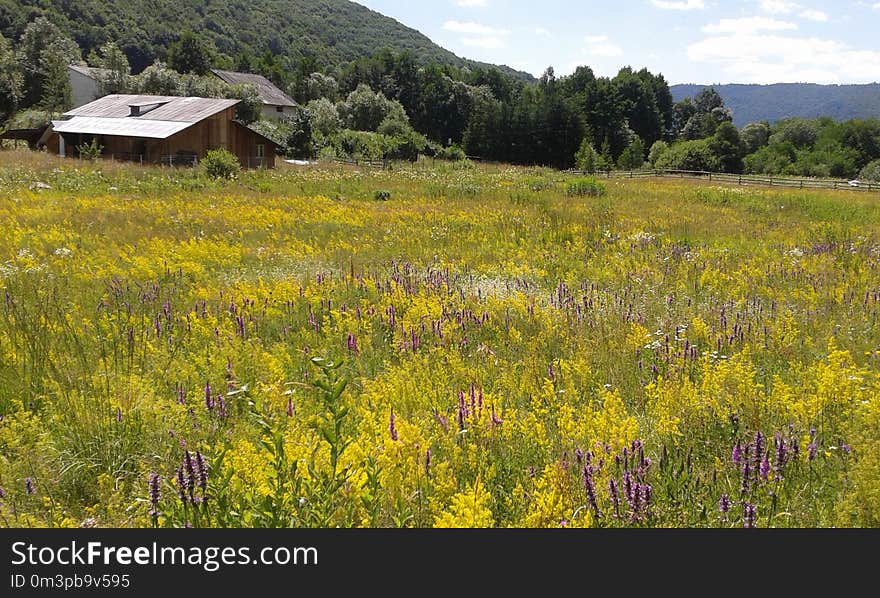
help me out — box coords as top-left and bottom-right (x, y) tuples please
(53, 107), (276, 168)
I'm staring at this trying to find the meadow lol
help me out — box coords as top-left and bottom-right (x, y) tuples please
(0, 150), (878, 528)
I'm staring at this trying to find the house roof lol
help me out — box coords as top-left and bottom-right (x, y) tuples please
(65, 94), (239, 122)
(68, 64), (112, 80)
(211, 69), (297, 107)
(55, 95), (240, 140)
(52, 117), (192, 139)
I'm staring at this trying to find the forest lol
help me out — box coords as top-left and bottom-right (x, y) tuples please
(2, 12), (880, 181)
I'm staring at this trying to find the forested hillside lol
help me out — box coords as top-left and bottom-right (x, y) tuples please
(0, 0), (531, 79)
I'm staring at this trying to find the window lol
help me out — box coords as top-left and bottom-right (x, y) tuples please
(256, 144), (265, 158)
(276, 106), (284, 113)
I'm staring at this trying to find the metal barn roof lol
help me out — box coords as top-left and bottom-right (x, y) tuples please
(64, 95), (239, 122)
(211, 70), (297, 107)
(51, 117), (191, 139)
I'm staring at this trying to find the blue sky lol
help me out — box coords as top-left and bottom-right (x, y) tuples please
(353, 1), (880, 84)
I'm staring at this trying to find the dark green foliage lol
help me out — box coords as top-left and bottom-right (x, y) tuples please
(654, 139), (721, 172)
(617, 137), (645, 170)
(373, 190), (391, 201)
(0, 0), (532, 80)
(166, 31), (213, 76)
(436, 145), (467, 161)
(709, 122), (743, 173)
(202, 148), (241, 179)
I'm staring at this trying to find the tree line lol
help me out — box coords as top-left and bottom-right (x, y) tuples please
(2, 18), (880, 180)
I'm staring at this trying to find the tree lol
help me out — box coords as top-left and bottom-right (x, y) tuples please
(17, 17), (80, 109)
(136, 61), (181, 95)
(339, 84), (392, 132)
(618, 137), (645, 170)
(654, 139), (721, 172)
(740, 121), (771, 154)
(92, 42), (131, 95)
(0, 33), (22, 122)
(859, 159), (880, 182)
(307, 98), (342, 137)
(575, 138), (598, 172)
(166, 31), (213, 75)
(710, 122), (744, 173)
(303, 72), (339, 102)
(279, 107), (313, 158)
(648, 140), (669, 166)
(770, 118), (818, 149)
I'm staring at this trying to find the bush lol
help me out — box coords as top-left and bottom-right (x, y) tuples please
(654, 139), (720, 172)
(566, 177), (606, 197)
(436, 145), (467, 161)
(374, 190), (391, 201)
(859, 159), (880, 182)
(77, 138), (103, 161)
(202, 148), (241, 179)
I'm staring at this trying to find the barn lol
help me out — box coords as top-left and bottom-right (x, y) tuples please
(46, 94), (277, 168)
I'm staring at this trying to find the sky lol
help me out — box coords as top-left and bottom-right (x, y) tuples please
(353, 1), (880, 84)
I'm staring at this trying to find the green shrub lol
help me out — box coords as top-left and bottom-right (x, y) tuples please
(202, 148), (241, 179)
(436, 145), (467, 161)
(374, 189), (391, 201)
(859, 159), (880, 182)
(566, 176), (606, 197)
(77, 138), (103, 161)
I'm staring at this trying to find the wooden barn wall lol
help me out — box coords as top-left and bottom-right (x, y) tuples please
(48, 107), (276, 168)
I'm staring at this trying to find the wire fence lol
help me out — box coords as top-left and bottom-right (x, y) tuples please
(567, 169), (880, 192)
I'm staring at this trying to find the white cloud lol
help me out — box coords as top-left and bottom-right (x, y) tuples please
(442, 20), (507, 35)
(443, 20), (509, 49)
(759, 1), (829, 22)
(650, 0), (705, 9)
(702, 16), (798, 34)
(584, 35), (622, 57)
(688, 33), (880, 83)
(760, 0), (799, 13)
(461, 36), (507, 48)
(455, 0), (488, 6)
(799, 8), (828, 21)
(535, 27), (551, 36)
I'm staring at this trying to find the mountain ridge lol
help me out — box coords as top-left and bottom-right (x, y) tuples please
(0, 0), (534, 81)
(671, 83), (880, 126)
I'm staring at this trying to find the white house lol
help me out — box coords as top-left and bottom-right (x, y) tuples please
(68, 64), (113, 109)
(211, 69), (298, 121)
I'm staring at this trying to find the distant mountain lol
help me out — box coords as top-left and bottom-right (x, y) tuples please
(671, 83), (880, 126)
(0, 0), (533, 80)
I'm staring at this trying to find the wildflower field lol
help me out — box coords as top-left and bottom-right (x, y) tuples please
(1, 151), (879, 528)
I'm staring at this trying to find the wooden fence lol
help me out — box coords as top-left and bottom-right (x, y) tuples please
(567, 169), (880, 192)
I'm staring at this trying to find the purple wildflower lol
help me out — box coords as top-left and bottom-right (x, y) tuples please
(204, 382), (214, 411)
(718, 493), (731, 520)
(176, 466), (187, 502)
(389, 409), (398, 441)
(623, 471), (636, 507)
(286, 397), (294, 417)
(609, 479), (621, 518)
(740, 461), (751, 495)
(148, 473), (160, 518)
(24, 477), (36, 495)
(115, 407), (123, 423)
(732, 442), (745, 467)
(425, 449), (432, 475)
(491, 408), (503, 426)
(176, 384), (187, 405)
(583, 465), (601, 518)
(457, 391), (467, 430)
(0, 487), (6, 499)
(808, 442), (818, 461)
(743, 502), (757, 529)
(195, 451), (208, 491)
(774, 434), (788, 478)
(347, 332), (359, 354)
(760, 454), (771, 480)
(575, 448), (584, 464)
(434, 410), (449, 433)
